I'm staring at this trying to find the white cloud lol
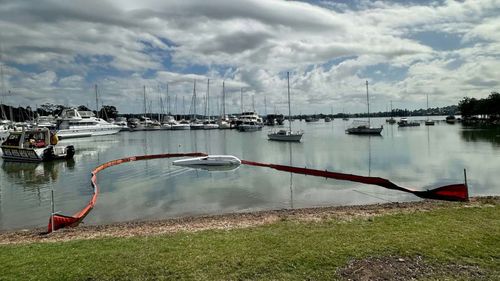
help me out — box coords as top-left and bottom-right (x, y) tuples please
(0, 0), (498, 114)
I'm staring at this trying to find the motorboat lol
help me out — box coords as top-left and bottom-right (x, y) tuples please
(305, 116), (320, 122)
(190, 120), (205, 130)
(203, 120), (219, 130)
(173, 155), (241, 168)
(112, 117), (129, 131)
(425, 120), (435, 126)
(56, 109), (121, 139)
(324, 117), (332, 122)
(171, 120), (191, 130)
(238, 121), (262, 132)
(1, 128), (75, 162)
(398, 117), (420, 127)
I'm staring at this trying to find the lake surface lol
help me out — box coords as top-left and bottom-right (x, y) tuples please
(1, 117), (499, 231)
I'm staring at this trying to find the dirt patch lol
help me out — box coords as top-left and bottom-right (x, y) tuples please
(337, 255), (487, 281)
(0, 196), (497, 245)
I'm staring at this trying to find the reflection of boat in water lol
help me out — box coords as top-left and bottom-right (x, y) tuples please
(1, 158), (74, 186)
(173, 155), (241, 169)
(1, 128), (75, 162)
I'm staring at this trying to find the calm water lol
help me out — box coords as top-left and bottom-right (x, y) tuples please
(1, 117), (499, 231)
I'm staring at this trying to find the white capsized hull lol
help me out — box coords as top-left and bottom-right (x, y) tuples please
(173, 155), (241, 167)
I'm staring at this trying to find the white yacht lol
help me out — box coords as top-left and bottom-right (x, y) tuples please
(112, 117), (129, 131)
(238, 121), (262, 132)
(171, 119), (191, 130)
(56, 109), (121, 139)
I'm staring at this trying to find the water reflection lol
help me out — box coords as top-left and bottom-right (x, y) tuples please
(1, 119), (500, 231)
(1, 160), (74, 188)
(460, 129), (500, 146)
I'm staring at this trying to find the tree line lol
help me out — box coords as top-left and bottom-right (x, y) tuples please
(458, 92), (500, 119)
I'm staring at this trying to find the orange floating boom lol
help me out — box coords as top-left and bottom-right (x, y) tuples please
(47, 153), (468, 233)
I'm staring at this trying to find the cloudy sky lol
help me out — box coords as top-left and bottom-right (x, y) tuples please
(0, 0), (499, 115)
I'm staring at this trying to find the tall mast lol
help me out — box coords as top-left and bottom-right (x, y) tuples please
(193, 80), (197, 120)
(264, 96), (267, 116)
(240, 88), (243, 114)
(222, 81), (226, 117)
(252, 95), (255, 112)
(143, 85), (147, 117)
(206, 79), (210, 120)
(366, 80), (370, 127)
(390, 100), (393, 117)
(95, 84), (99, 118)
(287, 72), (292, 132)
(426, 93), (429, 120)
(166, 83), (169, 115)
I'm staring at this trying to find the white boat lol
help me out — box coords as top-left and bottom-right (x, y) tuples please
(203, 121), (219, 130)
(1, 128), (75, 162)
(268, 72), (303, 142)
(171, 120), (191, 130)
(113, 117), (129, 131)
(173, 155), (241, 167)
(346, 81), (383, 135)
(190, 120), (205, 130)
(238, 121), (262, 132)
(56, 109), (121, 139)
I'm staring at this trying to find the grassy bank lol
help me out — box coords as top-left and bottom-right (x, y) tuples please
(0, 199), (498, 280)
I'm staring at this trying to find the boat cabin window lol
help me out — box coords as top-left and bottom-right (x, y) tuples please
(3, 134), (22, 146)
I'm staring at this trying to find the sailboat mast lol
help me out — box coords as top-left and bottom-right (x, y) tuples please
(95, 84), (99, 118)
(143, 85), (147, 117)
(206, 79), (210, 120)
(366, 80), (370, 127)
(222, 81), (226, 118)
(288, 71), (292, 132)
(240, 88), (243, 114)
(193, 80), (196, 120)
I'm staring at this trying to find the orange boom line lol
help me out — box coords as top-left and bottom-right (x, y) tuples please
(47, 153), (468, 233)
(47, 152), (207, 233)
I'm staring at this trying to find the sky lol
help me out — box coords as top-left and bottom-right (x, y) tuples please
(0, 0), (499, 115)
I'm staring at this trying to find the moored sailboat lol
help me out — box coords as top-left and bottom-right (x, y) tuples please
(346, 81), (383, 135)
(268, 72), (303, 142)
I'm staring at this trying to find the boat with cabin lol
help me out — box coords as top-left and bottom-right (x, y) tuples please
(55, 109), (121, 139)
(1, 128), (74, 162)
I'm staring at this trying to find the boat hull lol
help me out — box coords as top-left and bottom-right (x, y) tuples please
(1, 145), (75, 162)
(268, 132), (303, 142)
(346, 127), (383, 135)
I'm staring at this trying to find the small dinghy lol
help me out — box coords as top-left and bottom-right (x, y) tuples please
(173, 155), (241, 169)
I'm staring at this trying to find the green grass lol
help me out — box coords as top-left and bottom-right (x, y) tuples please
(1, 204), (499, 280)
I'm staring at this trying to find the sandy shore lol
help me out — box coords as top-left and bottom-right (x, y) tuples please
(0, 197), (497, 245)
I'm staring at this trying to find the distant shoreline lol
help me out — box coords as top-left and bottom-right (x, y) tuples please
(1, 196), (497, 245)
